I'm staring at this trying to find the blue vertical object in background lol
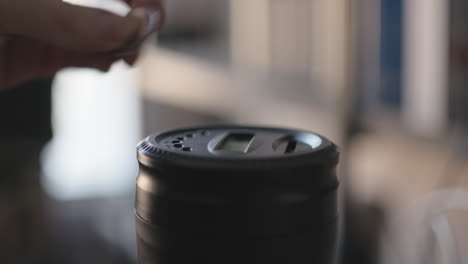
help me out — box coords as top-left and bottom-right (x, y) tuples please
(380, 0), (403, 107)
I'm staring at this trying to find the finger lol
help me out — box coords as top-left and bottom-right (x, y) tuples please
(1, 0), (145, 53)
(123, 52), (140, 66)
(37, 55), (116, 78)
(128, 0), (166, 30)
(2, 37), (119, 87)
(99, 0), (166, 28)
(113, 8), (161, 56)
(145, 0), (166, 30)
(45, 51), (117, 73)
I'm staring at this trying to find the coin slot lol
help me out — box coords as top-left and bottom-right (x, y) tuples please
(284, 140), (297, 153)
(216, 133), (254, 153)
(273, 136), (314, 154)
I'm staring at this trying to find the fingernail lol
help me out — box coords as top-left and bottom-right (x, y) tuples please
(114, 7), (160, 57)
(130, 7), (160, 38)
(145, 8), (161, 34)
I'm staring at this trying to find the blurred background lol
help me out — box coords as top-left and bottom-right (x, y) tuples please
(1, 0), (468, 263)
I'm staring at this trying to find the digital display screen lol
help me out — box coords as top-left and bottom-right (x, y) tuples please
(217, 133), (254, 153)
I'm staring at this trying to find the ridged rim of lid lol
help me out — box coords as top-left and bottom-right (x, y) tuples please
(137, 125), (339, 170)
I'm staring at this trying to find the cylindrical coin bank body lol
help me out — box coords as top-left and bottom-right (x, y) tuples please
(135, 126), (340, 264)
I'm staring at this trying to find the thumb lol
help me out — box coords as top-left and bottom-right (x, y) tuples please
(1, 0), (145, 53)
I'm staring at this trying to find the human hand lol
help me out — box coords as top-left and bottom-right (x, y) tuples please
(0, 0), (164, 90)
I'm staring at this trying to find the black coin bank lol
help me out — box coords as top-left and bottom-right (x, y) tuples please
(135, 126), (340, 264)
